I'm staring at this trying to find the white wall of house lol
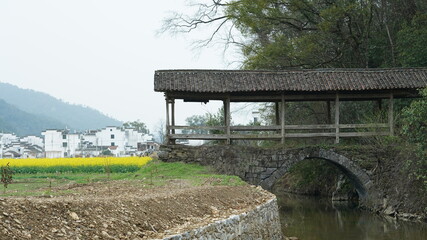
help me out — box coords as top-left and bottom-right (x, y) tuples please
(64, 133), (80, 157)
(20, 136), (44, 148)
(9, 126), (160, 158)
(42, 130), (63, 158)
(82, 134), (97, 145)
(96, 127), (126, 155)
(42, 130), (81, 158)
(0, 133), (18, 145)
(125, 128), (143, 149)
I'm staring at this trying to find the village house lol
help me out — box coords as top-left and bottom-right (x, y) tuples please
(42, 129), (80, 158)
(1, 126), (158, 159)
(0, 134), (44, 159)
(95, 126), (127, 156)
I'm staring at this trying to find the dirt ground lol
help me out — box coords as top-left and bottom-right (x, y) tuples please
(0, 180), (274, 239)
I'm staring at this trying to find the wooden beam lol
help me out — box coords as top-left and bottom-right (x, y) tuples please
(167, 89), (420, 103)
(225, 96), (231, 144)
(275, 102), (280, 125)
(281, 94), (285, 144)
(285, 132), (336, 138)
(169, 134), (228, 140)
(165, 95), (170, 144)
(231, 126), (281, 131)
(169, 134), (282, 140)
(335, 93), (340, 144)
(171, 99), (175, 135)
(340, 123), (388, 129)
(389, 93), (394, 136)
(170, 126), (226, 131)
(170, 123), (388, 132)
(169, 131), (390, 140)
(339, 132), (390, 137)
(377, 99), (383, 111)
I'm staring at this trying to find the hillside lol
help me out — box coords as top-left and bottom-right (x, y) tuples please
(0, 82), (122, 134)
(0, 99), (65, 136)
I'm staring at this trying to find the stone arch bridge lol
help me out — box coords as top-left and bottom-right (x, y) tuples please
(159, 145), (385, 210)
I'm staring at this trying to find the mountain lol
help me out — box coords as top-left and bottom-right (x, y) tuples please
(0, 82), (122, 135)
(0, 99), (66, 136)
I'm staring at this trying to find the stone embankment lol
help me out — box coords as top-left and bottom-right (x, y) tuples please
(0, 181), (284, 239)
(161, 195), (282, 240)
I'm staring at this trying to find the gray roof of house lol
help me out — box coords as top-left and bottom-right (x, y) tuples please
(154, 68), (427, 93)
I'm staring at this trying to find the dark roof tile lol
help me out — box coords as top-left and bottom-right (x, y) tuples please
(154, 68), (427, 93)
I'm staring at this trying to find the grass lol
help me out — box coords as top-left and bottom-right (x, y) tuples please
(1, 159), (245, 197)
(0, 156), (152, 174)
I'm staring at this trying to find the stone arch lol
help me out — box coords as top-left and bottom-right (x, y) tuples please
(259, 148), (373, 199)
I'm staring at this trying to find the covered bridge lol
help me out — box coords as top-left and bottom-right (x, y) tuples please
(154, 68), (427, 144)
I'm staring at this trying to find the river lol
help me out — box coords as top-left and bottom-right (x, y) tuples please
(276, 193), (427, 240)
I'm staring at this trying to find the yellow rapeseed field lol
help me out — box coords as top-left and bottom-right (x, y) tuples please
(0, 156), (152, 168)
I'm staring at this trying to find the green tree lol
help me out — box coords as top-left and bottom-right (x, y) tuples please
(397, 13), (427, 67)
(184, 115), (209, 134)
(123, 120), (149, 134)
(401, 88), (427, 188)
(401, 88), (427, 151)
(184, 107), (225, 135)
(163, 0), (427, 69)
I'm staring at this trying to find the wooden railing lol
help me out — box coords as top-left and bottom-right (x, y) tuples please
(165, 93), (395, 144)
(166, 123), (391, 142)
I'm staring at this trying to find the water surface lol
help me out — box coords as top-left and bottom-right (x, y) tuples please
(277, 193), (427, 240)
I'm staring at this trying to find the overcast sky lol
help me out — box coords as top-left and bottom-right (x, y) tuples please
(0, 0), (254, 132)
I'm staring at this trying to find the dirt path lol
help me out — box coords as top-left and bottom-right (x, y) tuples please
(0, 180), (274, 239)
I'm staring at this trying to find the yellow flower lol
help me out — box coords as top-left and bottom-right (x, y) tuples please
(0, 156), (152, 168)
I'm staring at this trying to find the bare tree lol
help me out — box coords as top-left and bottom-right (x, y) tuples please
(155, 119), (166, 144)
(160, 0), (241, 49)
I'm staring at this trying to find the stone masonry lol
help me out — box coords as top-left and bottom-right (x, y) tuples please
(159, 145), (383, 211)
(161, 197), (283, 240)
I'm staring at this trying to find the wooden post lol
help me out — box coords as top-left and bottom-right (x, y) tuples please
(281, 94), (285, 144)
(388, 93), (394, 136)
(275, 102), (280, 125)
(225, 96), (231, 144)
(327, 101), (331, 124)
(165, 95), (170, 144)
(335, 93), (340, 144)
(171, 99), (175, 134)
(377, 99), (383, 111)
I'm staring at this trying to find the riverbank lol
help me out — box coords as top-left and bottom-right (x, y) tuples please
(0, 181), (280, 239)
(0, 160), (284, 239)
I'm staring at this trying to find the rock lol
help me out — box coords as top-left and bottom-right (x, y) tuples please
(69, 212), (79, 220)
(384, 206), (395, 216)
(210, 206), (219, 216)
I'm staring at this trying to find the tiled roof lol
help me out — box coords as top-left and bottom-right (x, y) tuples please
(154, 68), (427, 93)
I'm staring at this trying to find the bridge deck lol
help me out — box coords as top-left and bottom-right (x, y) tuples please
(155, 69), (427, 144)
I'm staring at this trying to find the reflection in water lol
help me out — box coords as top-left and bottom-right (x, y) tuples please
(277, 193), (427, 240)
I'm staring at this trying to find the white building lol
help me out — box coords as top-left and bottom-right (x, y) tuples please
(0, 133), (19, 145)
(20, 136), (44, 148)
(96, 127), (127, 156)
(1, 133), (18, 158)
(42, 130), (80, 158)
(36, 126), (159, 158)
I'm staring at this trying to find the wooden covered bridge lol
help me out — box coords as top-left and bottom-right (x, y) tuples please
(154, 68), (427, 144)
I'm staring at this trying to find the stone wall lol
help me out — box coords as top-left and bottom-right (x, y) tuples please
(159, 144), (427, 221)
(161, 197), (283, 240)
(159, 145), (375, 200)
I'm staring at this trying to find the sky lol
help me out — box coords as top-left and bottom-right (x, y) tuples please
(0, 0), (254, 132)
